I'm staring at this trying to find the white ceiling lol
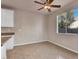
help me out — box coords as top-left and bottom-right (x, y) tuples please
(1, 0), (75, 14)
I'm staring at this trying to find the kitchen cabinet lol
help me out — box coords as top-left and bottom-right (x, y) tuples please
(1, 35), (14, 59)
(1, 8), (14, 27)
(1, 44), (6, 59)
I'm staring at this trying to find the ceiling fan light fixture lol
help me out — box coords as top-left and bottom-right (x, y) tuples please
(44, 6), (50, 9)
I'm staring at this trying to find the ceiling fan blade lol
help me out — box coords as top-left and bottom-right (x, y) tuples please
(37, 7), (44, 10)
(48, 9), (51, 12)
(50, 5), (61, 8)
(48, 0), (54, 4)
(34, 1), (44, 5)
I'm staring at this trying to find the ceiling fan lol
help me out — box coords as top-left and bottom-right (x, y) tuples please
(34, 0), (61, 12)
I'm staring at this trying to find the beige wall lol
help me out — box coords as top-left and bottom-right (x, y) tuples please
(14, 10), (47, 46)
(48, 2), (78, 53)
(13, 1), (77, 53)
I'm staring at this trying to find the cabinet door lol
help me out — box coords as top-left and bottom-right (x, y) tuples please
(1, 8), (14, 27)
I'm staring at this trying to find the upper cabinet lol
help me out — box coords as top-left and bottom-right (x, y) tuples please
(1, 8), (14, 27)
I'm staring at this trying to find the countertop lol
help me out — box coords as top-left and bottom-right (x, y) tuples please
(1, 32), (15, 36)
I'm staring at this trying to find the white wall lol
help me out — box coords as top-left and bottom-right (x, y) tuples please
(14, 10), (47, 46)
(48, 2), (78, 53)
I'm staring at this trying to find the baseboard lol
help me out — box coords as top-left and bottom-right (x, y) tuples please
(14, 40), (77, 53)
(14, 40), (47, 47)
(48, 40), (78, 54)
